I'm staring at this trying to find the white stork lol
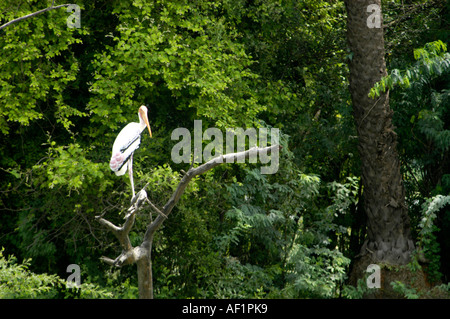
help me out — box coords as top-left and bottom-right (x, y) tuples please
(109, 105), (152, 198)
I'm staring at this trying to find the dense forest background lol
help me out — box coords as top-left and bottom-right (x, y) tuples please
(0, 0), (449, 299)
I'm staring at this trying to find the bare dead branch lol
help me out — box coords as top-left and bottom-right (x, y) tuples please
(97, 144), (281, 297)
(146, 198), (167, 219)
(96, 189), (149, 265)
(100, 250), (137, 268)
(0, 4), (71, 31)
(99, 256), (116, 266)
(142, 144), (281, 243)
(125, 189), (148, 219)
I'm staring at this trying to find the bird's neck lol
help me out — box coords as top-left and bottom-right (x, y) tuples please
(138, 116), (147, 132)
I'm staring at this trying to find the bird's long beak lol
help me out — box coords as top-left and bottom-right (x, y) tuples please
(144, 116), (152, 138)
(139, 106), (152, 138)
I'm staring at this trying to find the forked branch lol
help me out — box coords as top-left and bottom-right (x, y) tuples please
(96, 144), (281, 274)
(95, 190), (149, 266)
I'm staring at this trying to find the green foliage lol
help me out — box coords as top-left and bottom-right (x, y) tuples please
(416, 195), (450, 283)
(0, 1), (89, 135)
(284, 245), (349, 298)
(0, 248), (112, 298)
(88, 0), (263, 133)
(0, 247), (61, 298)
(211, 257), (278, 299)
(380, 39), (450, 202)
(104, 269), (139, 299)
(327, 176), (359, 216)
(215, 156), (350, 298)
(370, 40), (450, 98)
(32, 139), (108, 193)
(218, 168), (297, 256)
(342, 277), (371, 299)
(390, 281), (420, 299)
(281, 173), (352, 298)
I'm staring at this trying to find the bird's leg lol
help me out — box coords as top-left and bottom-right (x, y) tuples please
(129, 153), (136, 199)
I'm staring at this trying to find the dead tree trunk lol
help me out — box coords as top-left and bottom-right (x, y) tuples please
(96, 145), (280, 299)
(137, 253), (153, 299)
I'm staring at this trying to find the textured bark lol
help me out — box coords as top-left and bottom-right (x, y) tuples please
(344, 0), (414, 266)
(136, 247), (153, 299)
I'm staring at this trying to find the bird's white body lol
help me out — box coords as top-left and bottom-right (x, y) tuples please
(110, 105), (152, 198)
(110, 122), (144, 176)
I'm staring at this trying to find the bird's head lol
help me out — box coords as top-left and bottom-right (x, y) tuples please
(139, 105), (152, 138)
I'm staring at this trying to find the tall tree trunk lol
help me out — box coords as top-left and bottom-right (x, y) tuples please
(344, 0), (415, 271)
